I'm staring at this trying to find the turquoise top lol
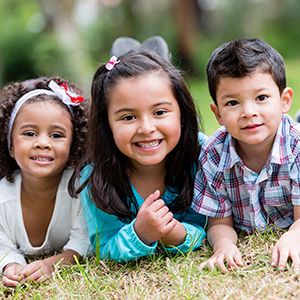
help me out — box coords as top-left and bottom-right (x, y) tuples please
(80, 132), (207, 262)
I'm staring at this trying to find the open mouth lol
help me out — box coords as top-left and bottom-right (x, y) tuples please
(136, 140), (161, 148)
(31, 157), (54, 162)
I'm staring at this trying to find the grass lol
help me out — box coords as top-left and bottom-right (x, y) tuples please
(2, 230), (300, 299)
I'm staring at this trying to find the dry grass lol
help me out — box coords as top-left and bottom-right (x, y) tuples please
(2, 229), (300, 299)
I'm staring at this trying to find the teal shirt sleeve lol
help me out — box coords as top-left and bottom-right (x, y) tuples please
(80, 167), (157, 262)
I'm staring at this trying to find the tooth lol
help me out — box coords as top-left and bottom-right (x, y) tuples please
(137, 140), (160, 148)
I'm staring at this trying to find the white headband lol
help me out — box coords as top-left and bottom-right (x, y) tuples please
(7, 80), (83, 151)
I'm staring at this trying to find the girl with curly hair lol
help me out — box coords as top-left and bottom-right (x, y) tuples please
(0, 77), (91, 287)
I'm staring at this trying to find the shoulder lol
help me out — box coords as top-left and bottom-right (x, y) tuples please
(281, 115), (300, 151)
(0, 171), (20, 205)
(198, 131), (208, 146)
(201, 126), (230, 156)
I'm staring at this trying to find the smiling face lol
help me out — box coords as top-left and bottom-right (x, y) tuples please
(107, 72), (181, 170)
(11, 101), (73, 181)
(211, 72), (293, 152)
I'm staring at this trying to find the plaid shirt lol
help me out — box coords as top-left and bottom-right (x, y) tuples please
(192, 114), (300, 233)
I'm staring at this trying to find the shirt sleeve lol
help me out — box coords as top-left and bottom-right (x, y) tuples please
(62, 195), (92, 258)
(192, 147), (232, 218)
(0, 213), (27, 273)
(81, 189), (157, 262)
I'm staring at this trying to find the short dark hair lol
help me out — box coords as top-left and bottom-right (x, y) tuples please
(206, 38), (286, 103)
(0, 76), (89, 182)
(70, 50), (201, 222)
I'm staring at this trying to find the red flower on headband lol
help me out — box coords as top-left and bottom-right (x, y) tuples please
(60, 83), (84, 104)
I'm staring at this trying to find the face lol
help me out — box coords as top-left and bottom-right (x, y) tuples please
(211, 72), (292, 150)
(11, 101), (73, 181)
(107, 72), (181, 169)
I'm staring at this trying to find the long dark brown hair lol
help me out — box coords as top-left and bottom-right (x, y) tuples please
(69, 51), (201, 223)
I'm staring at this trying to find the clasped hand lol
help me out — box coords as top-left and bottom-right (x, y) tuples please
(134, 190), (178, 245)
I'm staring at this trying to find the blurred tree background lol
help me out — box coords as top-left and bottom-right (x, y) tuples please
(0, 0), (299, 133)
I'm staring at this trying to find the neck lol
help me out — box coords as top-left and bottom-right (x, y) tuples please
(236, 140), (273, 174)
(20, 172), (63, 204)
(128, 161), (166, 199)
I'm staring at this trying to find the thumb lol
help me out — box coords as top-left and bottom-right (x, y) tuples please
(142, 190), (160, 208)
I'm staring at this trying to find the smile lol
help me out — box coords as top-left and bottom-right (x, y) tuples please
(136, 140), (161, 148)
(31, 157), (53, 161)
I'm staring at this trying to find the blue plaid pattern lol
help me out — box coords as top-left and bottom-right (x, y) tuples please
(192, 114), (300, 233)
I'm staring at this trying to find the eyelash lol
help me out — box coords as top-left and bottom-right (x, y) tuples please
(22, 132), (64, 138)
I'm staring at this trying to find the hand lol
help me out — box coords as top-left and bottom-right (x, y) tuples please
(160, 220), (187, 246)
(2, 263), (25, 287)
(19, 258), (53, 284)
(271, 229), (300, 271)
(134, 190), (177, 245)
(199, 238), (243, 273)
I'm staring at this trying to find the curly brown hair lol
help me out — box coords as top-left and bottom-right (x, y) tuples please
(0, 76), (89, 182)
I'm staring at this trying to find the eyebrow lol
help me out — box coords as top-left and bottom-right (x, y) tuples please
(219, 88), (268, 101)
(19, 124), (68, 132)
(114, 101), (173, 114)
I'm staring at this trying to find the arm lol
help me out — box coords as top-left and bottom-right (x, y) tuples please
(19, 250), (80, 284)
(199, 215), (243, 273)
(271, 205), (300, 271)
(82, 189), (161, 262)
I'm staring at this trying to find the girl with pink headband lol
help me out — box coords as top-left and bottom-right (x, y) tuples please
(0, 76), (91, 287)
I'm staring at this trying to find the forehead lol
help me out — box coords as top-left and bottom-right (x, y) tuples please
(14, 100), (72, 125)
(216, 72), (278, 99)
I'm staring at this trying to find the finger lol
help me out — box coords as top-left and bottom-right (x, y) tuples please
(155, 205), (170, 218)
(199, 261), (213, 271)
(2, 275), (20, 287)
(271, 246), (279, 267)
(20, 263), (39, 277)
(142, 190), (160, 208)
(215, 258), (229, 274)
(21, 269), (44, 284)
(290, 251), (300, 272)
(278, 250), (289, 271)
(232, 250), (244, 267)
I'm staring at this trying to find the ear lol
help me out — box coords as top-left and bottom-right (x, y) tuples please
(10, 147), (14, 158)
(281, 87), (293, 114)
(210, 102), (224, 126)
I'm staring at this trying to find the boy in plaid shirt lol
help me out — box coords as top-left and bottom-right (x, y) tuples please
(192, 38), (300, 272)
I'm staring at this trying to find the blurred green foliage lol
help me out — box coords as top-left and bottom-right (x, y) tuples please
(0, 0), (300, 105)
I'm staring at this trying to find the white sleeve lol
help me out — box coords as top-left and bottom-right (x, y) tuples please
(0, 211), (27, 273)
(62, 195), (92, 258)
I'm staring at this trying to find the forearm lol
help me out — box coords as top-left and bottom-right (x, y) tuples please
(43, 250), (80, 267)
(208, 218), (237, 251)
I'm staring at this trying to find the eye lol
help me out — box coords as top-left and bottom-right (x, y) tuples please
(51, 133), (64, 138)
(154, 109), (167, 116)
(23, 131), (36, 137)
(256, 95), (268, 101)
(121, 115), (135, 121)
(225, 100), (239, 107)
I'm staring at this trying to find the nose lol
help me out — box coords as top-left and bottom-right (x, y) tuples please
(241, 102), (258, 119)
(34, 135), (51, 149)
(137, 117), (156, 135)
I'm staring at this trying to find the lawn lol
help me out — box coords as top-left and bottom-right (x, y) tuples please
(1, 230), (300, 299)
